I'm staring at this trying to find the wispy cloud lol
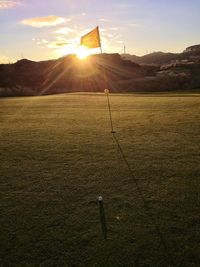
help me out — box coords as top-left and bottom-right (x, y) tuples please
(0, 0), (21, 9)
(47, 41), (68, 49)
(104, 27), (119, 31)
(54, 27), (75, 35)
(33, 39), (50, 46)
(103, 32), (114, 38)
(99, 18), (110, 22)
(116, 40), (123, 44)
(0, 54), (11, 63)
(21, 15), (67, 28)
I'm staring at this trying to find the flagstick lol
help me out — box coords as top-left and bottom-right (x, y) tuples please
(98, 27), (114, 133)
(97, 26), (102, 54)
(104, 89), (115, 133)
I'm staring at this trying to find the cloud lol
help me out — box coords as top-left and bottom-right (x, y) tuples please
(21, 15), (67, 28)
(41, 39), (49, 44)
(103, 32), (114, 38)
(101, 27), (119, 32)
(47, 41), (68, 49)
(33, 39), (49, 46)
(0, 0), (21, 9)
(99, 18), (110, 22)
(54, 27), (74, 35)
(0, 54), (11, 63)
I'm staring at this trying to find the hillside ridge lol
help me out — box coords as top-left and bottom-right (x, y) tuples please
(0, 47), (200, 96)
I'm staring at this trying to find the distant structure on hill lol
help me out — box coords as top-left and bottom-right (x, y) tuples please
(184, 44), (200, 53)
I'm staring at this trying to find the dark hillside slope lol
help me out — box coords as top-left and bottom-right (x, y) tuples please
(0, 54), (145, 96)
(0, 52), (200, 96)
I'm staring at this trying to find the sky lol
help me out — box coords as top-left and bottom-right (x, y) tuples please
(0, 0), (200, 63)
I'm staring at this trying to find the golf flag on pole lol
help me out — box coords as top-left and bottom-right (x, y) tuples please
(80, 26), (101, 49)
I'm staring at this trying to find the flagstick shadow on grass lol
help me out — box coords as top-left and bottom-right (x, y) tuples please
(104, 91), (175, 266)
(104, 89), (116, 134)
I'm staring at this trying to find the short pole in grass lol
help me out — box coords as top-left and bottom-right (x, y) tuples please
(98, 196), (107, 240)
(104, 89), (115, 134)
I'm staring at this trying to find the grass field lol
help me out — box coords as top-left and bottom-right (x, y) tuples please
(0, 92), (200, 267)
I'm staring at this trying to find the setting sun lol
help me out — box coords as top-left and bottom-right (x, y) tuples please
(76, 45), (90, 60)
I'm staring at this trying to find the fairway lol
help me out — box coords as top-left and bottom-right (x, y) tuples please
(0, 92), (200, 267)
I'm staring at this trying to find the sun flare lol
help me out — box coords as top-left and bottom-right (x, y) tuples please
(76, 45), (90, 59)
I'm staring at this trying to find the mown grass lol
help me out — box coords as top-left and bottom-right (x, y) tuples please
(0, 92), (200, 267)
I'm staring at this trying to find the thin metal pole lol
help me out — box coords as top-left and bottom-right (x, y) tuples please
(124, 45), (126, 54)
(97, 26), (102, 54)
(104, 89), (115, 133)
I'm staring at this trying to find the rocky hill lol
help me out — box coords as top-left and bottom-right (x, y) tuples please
(0, 52), (200, 96)
(0, 54), (145, 96)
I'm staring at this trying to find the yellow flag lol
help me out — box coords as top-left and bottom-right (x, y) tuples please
(80, 26), (101, 49)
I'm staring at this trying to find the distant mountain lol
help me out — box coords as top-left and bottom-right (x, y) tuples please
(123, 52), (179, 65)
(122, 44), (200, 65)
